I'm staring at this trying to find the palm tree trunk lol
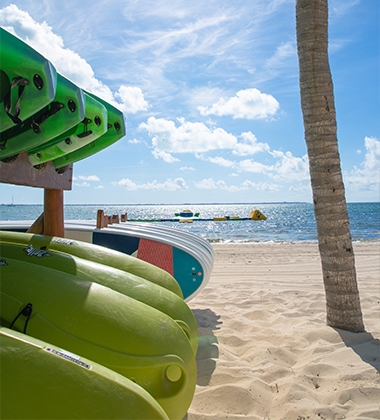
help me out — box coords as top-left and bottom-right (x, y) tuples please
(295, 0), (364, 332)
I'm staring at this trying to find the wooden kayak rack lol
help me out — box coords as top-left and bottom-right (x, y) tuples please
(0, 152), (73, 237)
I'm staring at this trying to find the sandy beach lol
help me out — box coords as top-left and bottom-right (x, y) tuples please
(186, 242), (380, 420)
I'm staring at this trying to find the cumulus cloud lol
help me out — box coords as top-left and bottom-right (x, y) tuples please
(152, 150), (180, 163)
(237, 159), (272, 173)
(0, 5), (149, 114)
(198, 88), (279, 120)
(75, 175), (100, 182)
(344, 136), (380, 195)
(233, 132), (270, 156)
(115, 177), (188, 191)
(204, 156), (235, 168)
(194, 178), (279, 192)
(74, 182), (90, 188)
(115, 86), (149, 114)
(199, 149), (310, 184)
(269, 151), (310, 181)
(139, 116), (270, 161)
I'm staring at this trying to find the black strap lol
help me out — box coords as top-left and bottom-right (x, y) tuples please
(77, 117), (93, 139)
(31, 101), (64, 134)
(4, 76), (30, 125)
(9, 303), (33, 334)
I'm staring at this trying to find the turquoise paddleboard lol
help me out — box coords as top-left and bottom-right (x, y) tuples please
(63, 222), (213, 301)
(54, 91), (125, 169)
(0, 28), (56, 133)
(0, 327), (170, 419)
(0, 73), (84, 160)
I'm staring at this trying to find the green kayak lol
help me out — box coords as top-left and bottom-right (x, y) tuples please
(54, 91), (125, 169)
(0, 230), (183, 298)
(0, 252), (197, 419)
(0, 73), (85, 160)
(0, 328), (169, 420)
(0, 240), (198, 354)
(0, 28), (57, 133)
(28, 92), (107, 166)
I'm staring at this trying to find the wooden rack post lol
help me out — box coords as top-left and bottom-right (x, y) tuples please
(44, 189), (64, 237)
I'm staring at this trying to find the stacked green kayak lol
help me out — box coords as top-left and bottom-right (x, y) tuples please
(0, 231), (198, 420)
(1, 328), (170, 420)
(0, 28), (126, 167)
(0, 28), (56, 133)
(0, 28), (199, 420)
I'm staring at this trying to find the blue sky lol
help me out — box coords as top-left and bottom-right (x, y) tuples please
(1, 0), (379, 204)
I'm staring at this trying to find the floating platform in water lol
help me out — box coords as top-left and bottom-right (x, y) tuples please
(129, 209), (267, 222)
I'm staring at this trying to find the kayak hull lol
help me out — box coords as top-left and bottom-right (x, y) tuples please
(0, 239), (198, 354)
(0, 73), (85, 160)
(0, 28), (56, 133)
(53, 91), (126, 169)
(0, 255), (197, 419)
(0, 327), (169, 420)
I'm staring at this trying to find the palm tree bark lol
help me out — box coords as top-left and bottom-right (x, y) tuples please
(295, 0), (364, 332)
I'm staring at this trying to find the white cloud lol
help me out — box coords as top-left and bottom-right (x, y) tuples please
(194, 178), (217, 190)
(74, 182), (90, 188)
(270, 150), (310, 181)
(115, 86), (149, 114)
(265, 41), (296, 74)
(194, 178), (279, 192)
(237, 159), (272, 173)
(225, 150), (310, 182)
(344, 137), (380, 195)
(140, 117), (236, 154)
(241, 180), (279, 192)
(139, 117), (270, 160)
(0, 5), (149, 114)
(75, 175), (100, 182)
(205, 156), (235, 168)
(331, 0), (360, 16)
(180, 166), (196, 171)
(194, 178), (244, 191)
(196, 145), (309, 184)
(152, 150), (180, 163)
(115, 177), (188, 191)
(198, 88), (279, 120)
(233, 132), (271, 156)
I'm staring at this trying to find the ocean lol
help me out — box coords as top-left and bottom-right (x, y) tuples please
(0, 202), (379, 244)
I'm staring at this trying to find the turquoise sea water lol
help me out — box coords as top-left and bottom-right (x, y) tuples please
(0, 202), (379, 243)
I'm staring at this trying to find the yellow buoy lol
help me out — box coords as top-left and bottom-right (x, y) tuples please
(249, 209), (267, 220)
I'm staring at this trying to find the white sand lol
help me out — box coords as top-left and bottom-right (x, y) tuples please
(186, 243), (380, 420)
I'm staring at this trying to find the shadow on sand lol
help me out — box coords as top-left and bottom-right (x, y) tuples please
(336, 328), (380, 373)
(183, 308), (222, 419)
(192, 308), (222, 386)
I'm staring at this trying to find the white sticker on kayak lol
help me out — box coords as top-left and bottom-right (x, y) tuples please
(24, 244), (51, 258)
(52, 237), (77, 246)
(46, 348), (91, 369)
